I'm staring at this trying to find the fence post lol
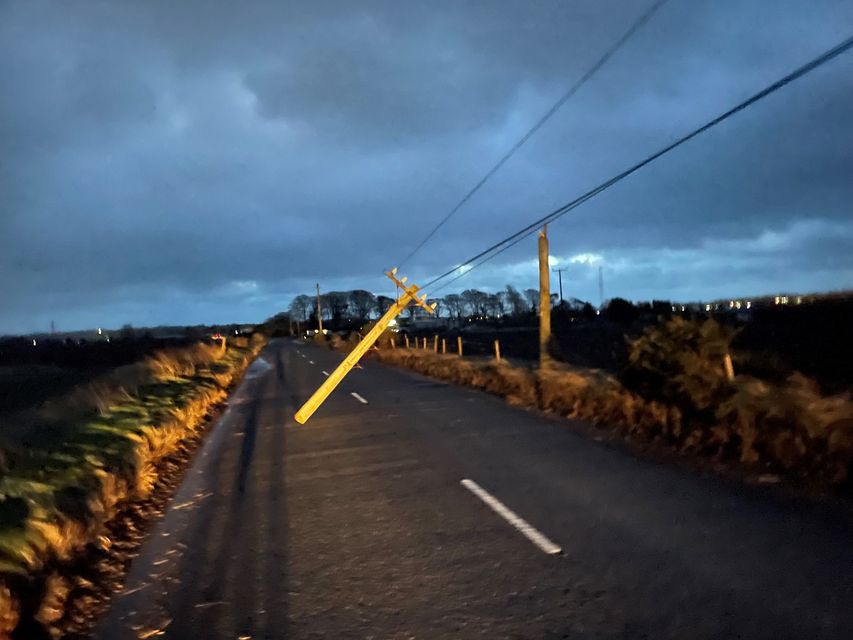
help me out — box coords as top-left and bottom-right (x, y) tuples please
(405, 334), (410, 349)
(723, 353), (735, 381)
(433, 335), (438, 352)
(441, 338), (446, 354)
(494, 339), (501, 362)
(390, 337), (396, 349)
(457, 336), (463, 357)
(423, 337), (428, 350)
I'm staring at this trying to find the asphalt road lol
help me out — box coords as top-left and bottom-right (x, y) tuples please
(92, 338), (853, 639)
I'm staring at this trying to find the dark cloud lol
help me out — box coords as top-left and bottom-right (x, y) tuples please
(1, 0), (852, 334)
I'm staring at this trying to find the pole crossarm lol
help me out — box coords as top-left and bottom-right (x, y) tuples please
(293, 268), (435, 425)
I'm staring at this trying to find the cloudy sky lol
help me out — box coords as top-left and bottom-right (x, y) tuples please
(2, 0), (852, 334)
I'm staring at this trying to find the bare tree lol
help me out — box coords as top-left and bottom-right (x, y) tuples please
(348, 289), (376, 322)
(461, 289), (488, 316)
(504, 285), (527, 316)
(443, 294), (463, 319)
(289, 294), (312, 322)
(375, 295), (395, 316)
(484, 293), (503, 317)
(524, 288), (539, 313)
(322, 291), (348, 322)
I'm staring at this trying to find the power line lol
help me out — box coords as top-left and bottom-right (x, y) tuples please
(422, 31), (853, 295)
(396, 0), (672, 269)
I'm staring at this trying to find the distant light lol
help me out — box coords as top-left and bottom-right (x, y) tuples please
(389, 318), (397, 327)
(595, 310), (600, 316)
(32, 339), (37, 347)
(234, 330), (239, 335)
(681, 305), (685, 312)
(106, 337), (110, 342)
(735, 301), (742, 310)
(97, 327), (102, 336)
(796, 296), (802, 305)
(746, 301), (752, 309)
(774, 296), (781, 305)
(705, 304), (711, 311)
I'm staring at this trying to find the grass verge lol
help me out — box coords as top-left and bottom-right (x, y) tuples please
(0, 335), (266, 638)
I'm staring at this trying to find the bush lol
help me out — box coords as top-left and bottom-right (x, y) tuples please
(621, 317), (736, 422)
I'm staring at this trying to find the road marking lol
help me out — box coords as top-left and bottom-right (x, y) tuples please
(322, 370), (330, 376)
(460, 479), (561, 555)
(350, 392), (368, 404)
(309, 360), (315, 364)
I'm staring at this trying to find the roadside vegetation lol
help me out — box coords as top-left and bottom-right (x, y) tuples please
(346, 316), (853, 492)
(0, 334), (265, 638)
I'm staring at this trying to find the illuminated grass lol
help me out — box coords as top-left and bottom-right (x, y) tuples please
(0, 335), (266, 635)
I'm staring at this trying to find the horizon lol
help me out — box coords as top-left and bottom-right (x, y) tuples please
(8, 284), (850, 339)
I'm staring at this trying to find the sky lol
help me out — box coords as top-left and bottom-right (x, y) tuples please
(2, 0), (852, 334)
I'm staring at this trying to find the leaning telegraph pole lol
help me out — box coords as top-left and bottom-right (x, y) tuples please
(315, 283), (324, 333)
(538, 225), (552, 367)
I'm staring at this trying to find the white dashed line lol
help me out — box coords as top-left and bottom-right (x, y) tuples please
(461, 479), (561, 555)
(350, 392), (368, 404)
(308, 360), (315, 365)
(322, 370), (330, 377)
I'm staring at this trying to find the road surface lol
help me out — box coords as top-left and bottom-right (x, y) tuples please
(93, 339), (853, 639)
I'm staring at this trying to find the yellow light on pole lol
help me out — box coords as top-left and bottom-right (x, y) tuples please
(294, 269), (435, 424)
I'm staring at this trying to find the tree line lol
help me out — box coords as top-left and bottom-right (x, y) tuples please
(288, 286), (554, 326)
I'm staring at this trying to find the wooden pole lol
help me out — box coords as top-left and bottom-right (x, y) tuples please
(316, 283), (324, 334)
(457, 336), (463, 357)
(433, 335), (438, 352)
(405, 334), (410, 349)
(494, 339), (501, 362)
(724, 353), (735, 381)
(294, 269), (435, 424)
(441, 338), (446, 354)
(538, 224), (551, 367)
(390, 337), (396, 349)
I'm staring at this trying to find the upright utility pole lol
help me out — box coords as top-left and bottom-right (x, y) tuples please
(538, 225), (551, 366)
(316, 283), (324, 333)
(598, 266), (605, 307)
(552, 267), (567, 303)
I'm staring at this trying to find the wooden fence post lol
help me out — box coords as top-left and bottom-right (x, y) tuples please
(404, 335), (410, 349)
(494, 339), (501, 362)
(457, 336), (463, 357)
(724, 353), (735, 381)
(441, 338), (446, 354)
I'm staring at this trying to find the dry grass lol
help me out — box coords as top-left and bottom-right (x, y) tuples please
(0, 336), (267, 637)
